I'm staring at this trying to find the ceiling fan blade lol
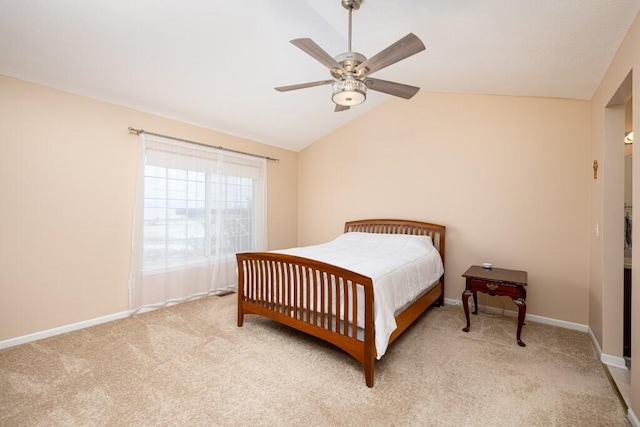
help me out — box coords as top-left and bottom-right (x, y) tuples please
(355, 33), (425, 75)
(365, 78), (420, 99)
(275, 80), (334, 92)
(334, 104), (350, 112)
(290, 38), (342, 71)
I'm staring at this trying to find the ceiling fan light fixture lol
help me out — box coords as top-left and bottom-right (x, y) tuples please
(275, 0), (425, 112)
(332, 77), (366, 106)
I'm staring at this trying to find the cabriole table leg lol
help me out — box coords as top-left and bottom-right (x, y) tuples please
(514, 298), (526, 347)
(462, 289), (473, 332)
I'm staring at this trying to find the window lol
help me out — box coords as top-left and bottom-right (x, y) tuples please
(129, 133), (267, 310)
(139, 136), (266, 272)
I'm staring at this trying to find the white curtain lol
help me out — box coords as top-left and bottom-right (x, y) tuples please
(129, 133), (267, 312)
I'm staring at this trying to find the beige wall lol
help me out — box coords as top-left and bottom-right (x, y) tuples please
(0, 75), (298, 341)
(299, 92), (591, 324)
(590, 7), (640, 417)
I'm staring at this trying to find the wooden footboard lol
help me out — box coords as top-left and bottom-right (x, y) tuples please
(236, 252), (377, 385)
(237, 219), (445, 387)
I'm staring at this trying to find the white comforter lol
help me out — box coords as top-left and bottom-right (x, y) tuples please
(274, 232), (444, 359)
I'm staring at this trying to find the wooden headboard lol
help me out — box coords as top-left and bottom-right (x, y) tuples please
(344, 219), (446, 263)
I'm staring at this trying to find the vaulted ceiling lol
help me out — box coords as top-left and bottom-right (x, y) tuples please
(1, 0), (639, 151)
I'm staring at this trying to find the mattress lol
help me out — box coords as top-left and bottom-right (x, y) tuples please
(274, 231), (444, 358)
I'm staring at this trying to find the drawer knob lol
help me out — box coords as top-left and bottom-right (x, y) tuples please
(486, 283), (499, 291)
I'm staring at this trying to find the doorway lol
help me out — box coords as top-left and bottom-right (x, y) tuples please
(624, 97), (633, 362)
(602, 72), (633, 407)
(603, 73), (630, 362)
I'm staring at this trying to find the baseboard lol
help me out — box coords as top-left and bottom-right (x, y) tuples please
(444, 298), (588, 332)
(601, 353), (628, 369)
(0, 310), (130, 350)
(444, 297), (461, 306)
(630, 408), (640, 427)
(587, 326), (603, 356)
(587, 326), (629, 369)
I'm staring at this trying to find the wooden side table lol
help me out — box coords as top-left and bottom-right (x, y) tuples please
(461, 265), (528, 346)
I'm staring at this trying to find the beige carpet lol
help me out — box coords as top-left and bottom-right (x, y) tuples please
(0, 295), (629, 426)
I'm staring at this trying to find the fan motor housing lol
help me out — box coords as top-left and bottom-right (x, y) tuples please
(331, 52), (367, 78)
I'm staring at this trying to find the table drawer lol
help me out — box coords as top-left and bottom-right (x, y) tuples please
(467, 278), (523, 298)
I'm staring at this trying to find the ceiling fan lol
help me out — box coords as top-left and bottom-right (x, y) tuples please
(275, 0), (426, 112)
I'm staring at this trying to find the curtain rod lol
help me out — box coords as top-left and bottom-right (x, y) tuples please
(128, 127), (279, 162)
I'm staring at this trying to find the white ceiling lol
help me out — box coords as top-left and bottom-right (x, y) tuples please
(1, 1), (639, 151)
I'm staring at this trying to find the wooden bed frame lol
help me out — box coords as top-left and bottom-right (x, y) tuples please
(236, 219), (446, 387)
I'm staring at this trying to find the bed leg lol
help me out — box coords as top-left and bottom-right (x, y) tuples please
(437, 284), (445, 306)
(237, 294), (244, 327)
(364, 360), (375, 388)
(238, 311), (244, 327)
